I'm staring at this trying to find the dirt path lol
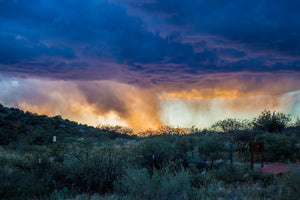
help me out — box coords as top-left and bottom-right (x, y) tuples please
(254, 162), (300, 174)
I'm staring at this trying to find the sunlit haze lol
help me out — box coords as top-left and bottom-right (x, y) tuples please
(0, 0), (299, 131)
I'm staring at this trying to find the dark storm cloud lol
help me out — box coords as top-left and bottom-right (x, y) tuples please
(0, 34), (75, 65)
(218, 48), (247, 59)
(123, 0), (300, 55)
(0, 0), (299, 83)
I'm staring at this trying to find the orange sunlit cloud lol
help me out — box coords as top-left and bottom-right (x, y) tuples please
(0, 72), (299, 131)
(0, 76), (161, 130)
(160, 88), (240, 99)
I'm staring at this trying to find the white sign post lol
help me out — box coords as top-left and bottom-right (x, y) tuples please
(152, 154), (155, 168)
(53, 136), (56, 143)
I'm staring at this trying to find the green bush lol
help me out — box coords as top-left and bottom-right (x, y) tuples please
(0, 153), (53, 200)
(230, 130), (255, 152)
(26, 127), (52, 145)
(198, 135), (226, 169)
(211, 118), (252, 132)
(216, 165), (248, 183)
(117, 167), (192, 200)
(52, 144), (123, 194)
(132, 135), (184, 170)
(253, 110), (291, 133)
(255, 134), (299, 161)
(0, 166), (27, 200)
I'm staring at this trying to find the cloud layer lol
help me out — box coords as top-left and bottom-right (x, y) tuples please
(1, 75), (299, 130)
(0, 0), (299, 129)
(0, 0), (299, 81)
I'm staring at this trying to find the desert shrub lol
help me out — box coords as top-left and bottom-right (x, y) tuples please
(52, 144), (123, 194)
(0, 124), (19, 145)
(179, 135), (197, 154)
(186, 148), (206, 170)
(211, 118), (252, 132)
(198, 135), (226, 169)
(133, 135), (184, 170)
(255, 134), (299, 161)
(295, 118), (300, 128)
(216, 165), (249, 183)
(0, 152), (53, 200)
(280, 172), (300, 197)
(248, 170), (277, 185)
(27, 158), (53, 198)
(253, 110), (291, 133)
(230, 130), (255, 152)
(158, 169), (192, 200)
(116, 168), (153, 199)
(69, 193), (126, 200)
(26, 126), (52, 145)
(0, 103), (5, 112)
(6, 152), (54, 198)
(0, 166), (28, 200)
(188, 169), (218, 189)
(50, 187), (71, 200)
(191, 170), (298, 199)
(117, 167), (192, 200)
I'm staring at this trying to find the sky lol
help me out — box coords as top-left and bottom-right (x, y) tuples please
(0, 0), (300, 130)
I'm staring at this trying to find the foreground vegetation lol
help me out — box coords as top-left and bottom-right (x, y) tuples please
(0, 104), (299, 199)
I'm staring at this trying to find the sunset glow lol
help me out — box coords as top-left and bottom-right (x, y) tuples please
(0, 0), (299, 131)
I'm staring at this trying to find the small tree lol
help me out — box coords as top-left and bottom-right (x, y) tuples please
(211, 118), (251, 132)
(253, 110), (291, 133)
(295, 118), (300, 127)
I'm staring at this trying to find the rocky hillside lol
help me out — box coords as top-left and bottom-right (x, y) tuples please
(0, 103), (134, 146)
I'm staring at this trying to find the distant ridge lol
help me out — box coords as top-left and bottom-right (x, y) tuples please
(0, 103), (134, 146)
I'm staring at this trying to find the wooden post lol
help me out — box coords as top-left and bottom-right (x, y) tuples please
(250, 150), (254, 170)
(249, 141), (264, 170)
(261, 143), (264, 168)
(230, 144), (233, 165)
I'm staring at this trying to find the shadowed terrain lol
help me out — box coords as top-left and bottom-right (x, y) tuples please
(1, 104), (299, 199)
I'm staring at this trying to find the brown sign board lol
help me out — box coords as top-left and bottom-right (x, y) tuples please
(249, 141), (264, 169)
(249, 142), (264, 152)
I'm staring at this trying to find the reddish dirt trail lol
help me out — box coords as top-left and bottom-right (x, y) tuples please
(254, 163), (300, 175)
